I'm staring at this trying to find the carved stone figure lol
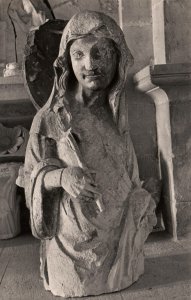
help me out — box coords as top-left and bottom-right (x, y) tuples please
(0, 123), (24, 155)
(22, 0), (54, 30)
(0, 123), (29, 240)
(24, 11), (157, 298)
(8, 0), (54, 33)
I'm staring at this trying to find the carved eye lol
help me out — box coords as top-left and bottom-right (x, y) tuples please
(72, 51), (84, 60)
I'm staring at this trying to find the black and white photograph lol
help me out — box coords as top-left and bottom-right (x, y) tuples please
(0, 1), (190, 299)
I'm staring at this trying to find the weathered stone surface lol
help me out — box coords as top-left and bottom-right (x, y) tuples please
(24, 11), (156, 298)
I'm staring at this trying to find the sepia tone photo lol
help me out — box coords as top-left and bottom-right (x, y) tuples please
(0, 1), (191, 299)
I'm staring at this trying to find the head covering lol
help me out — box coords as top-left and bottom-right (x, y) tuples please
(31, 10), (133, 138)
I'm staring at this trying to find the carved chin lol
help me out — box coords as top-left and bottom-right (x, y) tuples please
(82, 77), (109, 90)
(84, 81), (104, 90)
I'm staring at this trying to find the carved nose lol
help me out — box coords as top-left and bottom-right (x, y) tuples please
(84, 56), (96, 70)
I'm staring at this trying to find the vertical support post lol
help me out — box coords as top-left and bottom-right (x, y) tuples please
(151, 0), (166, 64)
(118, 0), (123, 30)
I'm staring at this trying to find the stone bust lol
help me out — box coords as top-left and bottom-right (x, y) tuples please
(24, 11), (157, 298)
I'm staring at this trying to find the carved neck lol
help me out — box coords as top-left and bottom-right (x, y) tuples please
(74, 84), (107, 107)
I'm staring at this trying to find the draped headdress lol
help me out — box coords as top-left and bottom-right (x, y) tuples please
(30, 10), (134, 138)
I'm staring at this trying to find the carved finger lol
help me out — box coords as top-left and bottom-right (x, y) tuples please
(85, 176), (97, 186)
(85, 183), (101, 196)
(78, 195), (93, 202)
(79, 189), (94, 198)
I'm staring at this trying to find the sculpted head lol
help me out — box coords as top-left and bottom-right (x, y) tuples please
(54, 11), (133, 90)
(52, 11), (134, 133)
(69, 35), (118, 91)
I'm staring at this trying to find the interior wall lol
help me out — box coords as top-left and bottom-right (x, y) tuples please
(49, 0), (119, 22)
(122, 0), (159, 180)
(164, 0), (191, 64)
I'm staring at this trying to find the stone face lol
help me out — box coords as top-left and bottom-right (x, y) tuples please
(24, 11), (157, 298)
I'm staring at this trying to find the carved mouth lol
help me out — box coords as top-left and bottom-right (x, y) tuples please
(83, 74), (102, 80)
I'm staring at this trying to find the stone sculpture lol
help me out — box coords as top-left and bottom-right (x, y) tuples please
(8, 0), (54, 33)
(0, 123), (24, 155)
(22, 0), (54, 30)
(24, 11), (157, 298)
(0, 123), (29, 239)
(0, 123), (29, 160)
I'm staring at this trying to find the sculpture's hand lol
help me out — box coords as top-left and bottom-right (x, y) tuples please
(61, 167), (100, 200)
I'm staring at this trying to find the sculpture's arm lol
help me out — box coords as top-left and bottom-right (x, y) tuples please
(24, 133), (63, 239)
(24, 132), (101, 238)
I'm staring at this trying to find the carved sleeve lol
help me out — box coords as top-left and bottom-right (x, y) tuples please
(24, 133), (63, 240)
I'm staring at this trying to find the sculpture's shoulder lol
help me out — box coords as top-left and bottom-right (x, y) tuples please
(30, 106), (58, 138)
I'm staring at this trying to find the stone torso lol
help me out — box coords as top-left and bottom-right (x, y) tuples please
(56, 100), (132, 230)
